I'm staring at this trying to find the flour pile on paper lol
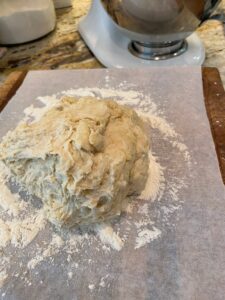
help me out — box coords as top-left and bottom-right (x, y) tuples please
(0, 83), (191, 293)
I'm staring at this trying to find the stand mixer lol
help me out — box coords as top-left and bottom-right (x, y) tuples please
(78, 0), (221, 67)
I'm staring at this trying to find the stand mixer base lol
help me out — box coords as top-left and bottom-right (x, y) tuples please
(78, 0), (205, 68)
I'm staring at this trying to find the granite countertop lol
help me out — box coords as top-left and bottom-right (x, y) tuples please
(0, 0), (225, 85)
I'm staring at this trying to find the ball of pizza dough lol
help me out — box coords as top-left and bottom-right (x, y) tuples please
(0, 97), (149, 227)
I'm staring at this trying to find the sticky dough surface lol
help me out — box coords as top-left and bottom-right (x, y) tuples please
(0, 97), (149, 227)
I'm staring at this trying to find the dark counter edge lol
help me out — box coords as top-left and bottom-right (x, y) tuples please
(0, 70), (27, 112)
(202, 67), (225, 185)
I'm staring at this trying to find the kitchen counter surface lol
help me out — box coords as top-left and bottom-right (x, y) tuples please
(0, 0), (225, 85)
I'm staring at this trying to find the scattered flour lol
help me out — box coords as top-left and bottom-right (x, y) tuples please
(99, 278), (106, 288)
(23, 95), (59, 124)
(0, 271), (8, 289)
(65, 232), (89, 254)
(134, 218), (154, 229)
(27, 234), (64, 269)
(62, 88), (142, 107)
(144, 114), (177, 138)
(96, 224), (124, 251)
(99, 275), (109, 288)
(172, 141), (191, 162)
(135, 227), (162, 249)
(138, 203), (149, 215)
(141, 152), (165, 202)
(88, 284), (95, 291)
(140, 112), (191, 164)
(67, 272), (73, 280)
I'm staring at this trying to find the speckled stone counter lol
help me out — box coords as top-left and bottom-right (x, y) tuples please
(1, 0), (225, 85)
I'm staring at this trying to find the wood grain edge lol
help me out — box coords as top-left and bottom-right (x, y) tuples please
(0, 70), (27, 112)
(202, 67), (225, 185)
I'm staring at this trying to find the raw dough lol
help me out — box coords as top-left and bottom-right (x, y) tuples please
(0, 97), (149, 227)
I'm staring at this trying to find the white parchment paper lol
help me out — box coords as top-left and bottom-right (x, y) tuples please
(0, 67), (224, 300)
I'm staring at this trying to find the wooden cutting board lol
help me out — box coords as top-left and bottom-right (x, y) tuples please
(0, 67), (225, 184)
